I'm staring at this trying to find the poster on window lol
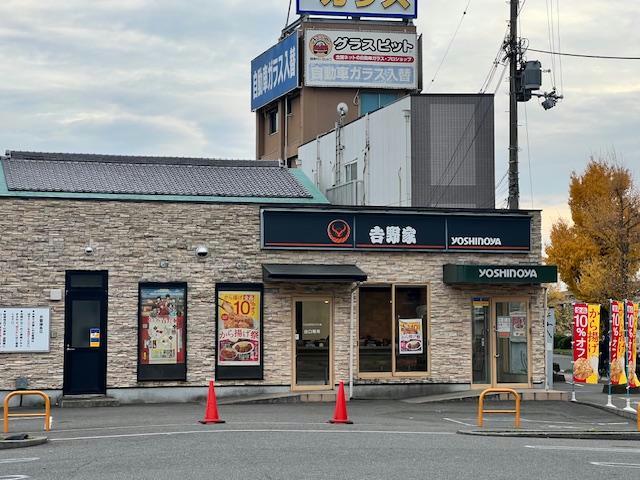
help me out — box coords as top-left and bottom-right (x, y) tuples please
(216, 284), (264, 380)
(609, 300), (627, 386)
(138, 283), (187, 381)
(398, 318), (423, 355)
(510, 311), (527, 340)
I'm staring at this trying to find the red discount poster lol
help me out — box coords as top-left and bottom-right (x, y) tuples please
(609, 300), (627, 385)
(627, 300), (639, 388)
(573, 303), (596, 383)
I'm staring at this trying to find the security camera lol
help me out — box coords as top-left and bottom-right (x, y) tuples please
(195, 245), (209, 258)
(84, 245), (94, 255)
(337, 102), (349, 117)
(541, 97), (557, 110)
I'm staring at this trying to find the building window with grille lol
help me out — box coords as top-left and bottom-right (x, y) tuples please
(267, 108), (278, 135)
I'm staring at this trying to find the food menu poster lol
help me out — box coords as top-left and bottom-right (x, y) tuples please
(0, 308), (50, 353)
(139, 285), (186, 366)
(217, 290), (261, 367)
(398, 318), (423, 355)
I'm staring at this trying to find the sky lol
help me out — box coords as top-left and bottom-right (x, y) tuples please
(1, 0), (639, 242)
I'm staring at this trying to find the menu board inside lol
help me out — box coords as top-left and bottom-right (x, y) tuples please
(138, 283), (187, 381)
(0, 308), (50, 353)
(216, 283), (264, 380)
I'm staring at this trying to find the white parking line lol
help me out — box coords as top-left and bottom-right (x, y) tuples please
(442, 418), (475, 427)
(51, 428), (455, 442)
(591, 462), (640, 469)
(526, 445), (640, 454)
(450, 417), (628, 426)
(0, 458), (39, 465)
(0, 476), (31, 480)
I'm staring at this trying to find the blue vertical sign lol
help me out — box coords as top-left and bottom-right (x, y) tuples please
(250, 33), (299, 111)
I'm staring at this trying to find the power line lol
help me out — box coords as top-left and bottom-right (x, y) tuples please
(528, 48), (640, 60)
(425, 0), (473, 92)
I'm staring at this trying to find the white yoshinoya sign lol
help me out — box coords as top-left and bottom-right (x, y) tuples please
(304, 29), (418, 89)
(478, 268), (539, 280)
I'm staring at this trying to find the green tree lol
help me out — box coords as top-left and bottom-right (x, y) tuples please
(546, 158), (640, 303)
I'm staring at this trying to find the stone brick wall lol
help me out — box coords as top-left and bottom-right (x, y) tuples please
(0, 198), (546, 391)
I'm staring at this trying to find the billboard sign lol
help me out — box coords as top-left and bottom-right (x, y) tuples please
(262, 208), (532, 253)
(304, 29), (418, 89)
(297, 0), (418, 19)
(251, 33), (299, 111)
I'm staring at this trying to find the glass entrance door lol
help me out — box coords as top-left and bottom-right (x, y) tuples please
(472, 298), (491, 384)
(495, 300), (529, 384)
(294, 299), (332, 388)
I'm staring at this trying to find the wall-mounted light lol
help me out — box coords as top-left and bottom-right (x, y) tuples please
(84, 245), (94, 256)
(195, 245), (209, 258)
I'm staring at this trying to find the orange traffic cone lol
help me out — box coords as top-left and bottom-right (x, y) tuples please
(199, 379), (225, 424)
(329, 381), (353, 424)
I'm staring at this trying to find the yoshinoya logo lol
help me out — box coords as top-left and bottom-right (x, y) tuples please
(450, 237), (502, 247)
(479, 268), (538, 279)
(327, 219), (351, 244)
(309, 34), (333, 58)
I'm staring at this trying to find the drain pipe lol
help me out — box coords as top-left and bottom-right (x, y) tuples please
(349, 282), (360, 400)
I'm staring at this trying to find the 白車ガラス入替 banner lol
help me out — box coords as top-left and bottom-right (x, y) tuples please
(297, 0), (418, 19)
(572, 303), (600, 384)
(626, 301), (639, 388)
(304, 29), (418, 89)
(251, 32), (299, 111)
(138, 283), (187, 381)
(609, 300), (627, 386)
(215, 284), (264, 380)
(398, 318), (423, 355)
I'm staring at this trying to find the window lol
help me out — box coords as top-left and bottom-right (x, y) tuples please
(267, 108), (278, 135)
(345, 162), (357, 182)
(286, 96), (294, 116)
(359, 91), (401, 116)
(359, 287), (392, 373)
(359, 284), (429, 376)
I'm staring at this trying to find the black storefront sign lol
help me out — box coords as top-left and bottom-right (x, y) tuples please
(262, 209), (531, 253)
(443, 264), (558, 284)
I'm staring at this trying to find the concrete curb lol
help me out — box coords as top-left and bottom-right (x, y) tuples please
(0, 436), (48, 449)
(457, 430), (640, 440)
(574, 400), (638, 421)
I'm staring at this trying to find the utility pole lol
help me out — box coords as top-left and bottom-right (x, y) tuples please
(508, 0), (519, 210)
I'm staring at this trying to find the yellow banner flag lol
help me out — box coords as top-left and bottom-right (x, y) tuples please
(585, 304), (600, 384)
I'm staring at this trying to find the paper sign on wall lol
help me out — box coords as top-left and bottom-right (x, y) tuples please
(0, 308), (50, 353)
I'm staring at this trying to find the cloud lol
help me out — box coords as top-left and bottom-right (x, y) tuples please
(0, 0), (638, 202)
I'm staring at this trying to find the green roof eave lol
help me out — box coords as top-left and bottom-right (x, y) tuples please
(0, 161), (330, 205)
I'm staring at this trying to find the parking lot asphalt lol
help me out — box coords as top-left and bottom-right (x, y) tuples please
(2, 400), (639, 479)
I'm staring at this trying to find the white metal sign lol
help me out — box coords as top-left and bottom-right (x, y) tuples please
(0, 308), (50, 353)
(297, 0), (418, 19)
(304, 29), (418, 89)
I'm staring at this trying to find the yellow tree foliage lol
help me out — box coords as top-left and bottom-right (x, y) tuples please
(546, 159), (640, 303)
